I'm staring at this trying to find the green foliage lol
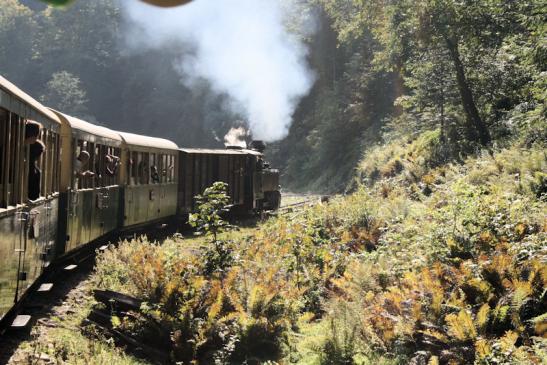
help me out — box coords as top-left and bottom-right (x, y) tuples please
(40, 71), (88, 116)
(189, 182), (235, 277)
(189, 181), (232, 241)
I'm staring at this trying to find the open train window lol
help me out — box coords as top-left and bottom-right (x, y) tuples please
(160, 154), (167, 183)
(130, 151), (138, 185)
(0, 108), (8, 208)
(38, 128), (47, 197)
(95, 144), (116, 188)
(74, 140), (95, 190)
(0, 109), (27, 208)
(138, 152), (149, 185)
(150, 153), (161, 184)
(52, 133), (60, 193)
(103, 146), (119, 187)
(166, 154), (175, 183)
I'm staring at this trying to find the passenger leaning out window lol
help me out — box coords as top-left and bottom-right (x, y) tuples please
(151, 165), (160, 183)
(75, 151), (95, 177)
(25, 121), (42, 145)
(105, 154), (120, 176)
(28, 140), (45, 201)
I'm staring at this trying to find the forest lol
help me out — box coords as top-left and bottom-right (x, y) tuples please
(1, 0), (545, 192)
(1, 0), (546, 363)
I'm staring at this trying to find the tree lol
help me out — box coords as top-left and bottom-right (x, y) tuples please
(318, 0), (533, 146)
(0, 1), (39, 87)
(189, 181), (235, 276)
(40, 71), (88, 116)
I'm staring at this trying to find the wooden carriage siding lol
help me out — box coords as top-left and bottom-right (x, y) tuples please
(0, 76), (63, 322)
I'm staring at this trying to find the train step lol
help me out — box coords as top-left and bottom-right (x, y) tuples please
(37, 283), (54, 292)
(98, 245), (110, 252)
(11, 315), (31, 329)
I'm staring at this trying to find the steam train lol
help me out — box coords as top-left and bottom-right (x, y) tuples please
(0, 75), (281, 324)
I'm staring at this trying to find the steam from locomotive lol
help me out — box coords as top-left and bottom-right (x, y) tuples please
(122, 0), (315, 142)
(224, 126), (248, 148)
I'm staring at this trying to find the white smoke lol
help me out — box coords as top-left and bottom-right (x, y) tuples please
(122, 0), (315, 142)
(223, 126), (248, 148)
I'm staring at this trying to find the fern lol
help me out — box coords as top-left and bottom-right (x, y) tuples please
(446, 309), (477, 341)
(475, 304), (490, 333)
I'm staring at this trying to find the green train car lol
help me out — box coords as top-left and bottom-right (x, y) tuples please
(0, 75), (281, 326)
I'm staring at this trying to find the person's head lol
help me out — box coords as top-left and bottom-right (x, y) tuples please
(77, 150), (90, 164)
(29, 140), (45, 161)
(25, 121), (42, 145)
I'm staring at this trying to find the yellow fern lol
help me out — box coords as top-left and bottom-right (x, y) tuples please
(475, 304), (490, 332)
(499, 330), (518, 352)
(446, 309), (477, 341)
(475, 338), (492, 360)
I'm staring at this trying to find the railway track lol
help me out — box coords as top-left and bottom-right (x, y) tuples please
(278, 194), (330, 213)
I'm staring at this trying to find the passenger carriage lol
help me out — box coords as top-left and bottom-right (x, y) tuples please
(118, 132), (178, 228)
(0, 76), (62, 320)
(51, 111), (123, 256)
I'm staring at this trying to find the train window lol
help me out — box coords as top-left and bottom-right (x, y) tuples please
(52, 133), (60, 193)
(38, 128), (47, 197)
(130, 151), (138, 185)
(164, 154), (169, 183)
(160, 154), (166, 183)
(114, 147), (121, 185)
(88, 142), (96, 189)
(167, 155), (175, 182)
(94, 144), (101, 187)
(74, 140), (82, 189)
(74, 140), (95, 190)
(138, 152), (149, 185)
(102, 146), (118, 186)
(0, 108), (7, 207)
(0, 109), (27, 208)
(150, 153), (159, 184)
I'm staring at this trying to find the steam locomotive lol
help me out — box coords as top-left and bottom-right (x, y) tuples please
(0, 75), (281, 324)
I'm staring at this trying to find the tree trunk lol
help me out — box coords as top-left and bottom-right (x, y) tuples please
(444, 37), (491, 145)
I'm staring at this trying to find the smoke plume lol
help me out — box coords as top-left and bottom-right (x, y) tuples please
(224, 126), (248, 148)
(122, 0), (315, 142)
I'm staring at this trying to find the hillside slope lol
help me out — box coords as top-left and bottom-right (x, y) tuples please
(79, 129), (545, 364)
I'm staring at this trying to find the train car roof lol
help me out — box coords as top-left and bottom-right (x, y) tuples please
(50, 110), (122, 141)
(118, 132), (179, 151)
(0, 75), (61, 125)
(180, 147), (263, 156)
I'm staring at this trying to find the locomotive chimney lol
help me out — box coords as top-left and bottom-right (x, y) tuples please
(249, 140), (266, 152)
